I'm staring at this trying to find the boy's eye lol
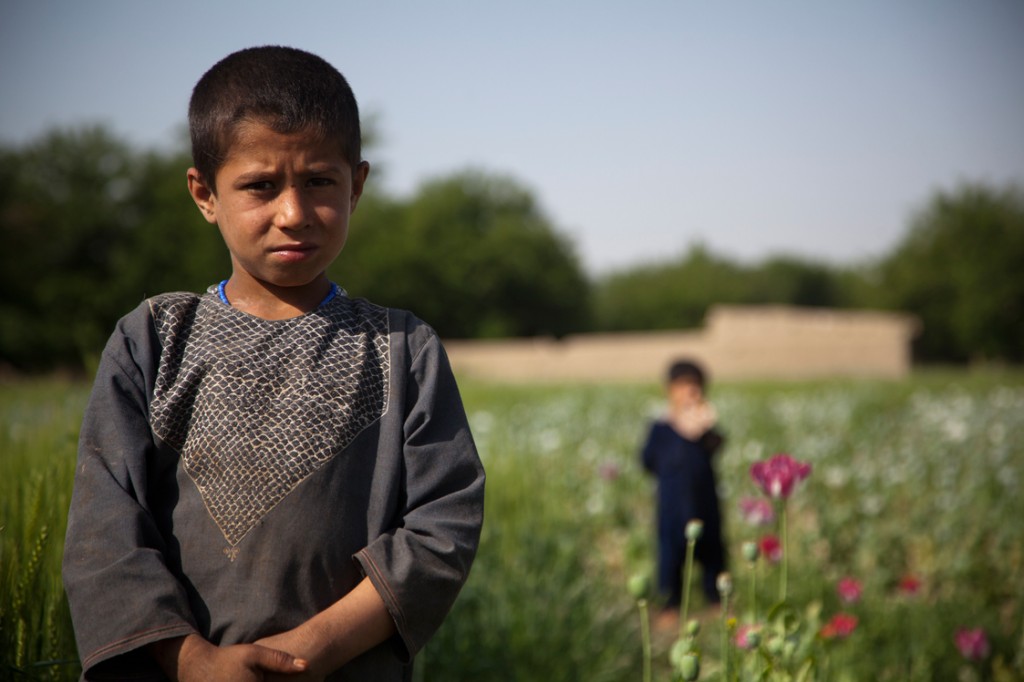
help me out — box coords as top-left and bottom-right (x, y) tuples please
(243, 181), (274, 192)
(308, 177), (336, 187)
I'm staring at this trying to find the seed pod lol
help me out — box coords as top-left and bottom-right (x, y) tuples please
(627, 573), (649, 600)
(679, 653), (701, 681)
(685, 519), (704, 542)
(716, 572), (733, 597)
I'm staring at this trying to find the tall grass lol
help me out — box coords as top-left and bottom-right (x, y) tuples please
(423, 383), (651, 681)
(1, 379), (85, 680)
(2, 371), (1023, 680)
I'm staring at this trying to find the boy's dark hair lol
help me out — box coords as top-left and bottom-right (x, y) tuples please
(667, 359), (707, 389)
(188, 45), (362, 190)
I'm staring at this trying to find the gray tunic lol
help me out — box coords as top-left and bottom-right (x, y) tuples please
(63, 289), (485, 681)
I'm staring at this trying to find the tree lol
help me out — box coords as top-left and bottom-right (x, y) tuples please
(746, 256), (848, 308)
(334, 170), (590, 338)
(880, 183), (1024, 362)
(0, 126), (223, 371)
(592, 246), (899, 334)
(1, 125), (593, 371)
(1, 127), (139, 369)
(592, 244), (749, 331)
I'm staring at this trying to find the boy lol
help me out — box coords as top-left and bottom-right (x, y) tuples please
(62, 46), (485, 681)
(640, 359), (726, 624)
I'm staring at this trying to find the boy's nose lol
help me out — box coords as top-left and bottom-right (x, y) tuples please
(274, 187), (309, 229)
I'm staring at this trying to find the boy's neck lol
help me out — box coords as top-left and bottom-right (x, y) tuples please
(221, 276), (334, 320)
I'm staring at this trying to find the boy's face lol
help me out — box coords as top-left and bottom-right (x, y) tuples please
(187, 120), (369, 299)
(668, 377), (704, 410)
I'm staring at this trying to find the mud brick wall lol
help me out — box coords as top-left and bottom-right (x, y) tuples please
(444, 305), (919, 383)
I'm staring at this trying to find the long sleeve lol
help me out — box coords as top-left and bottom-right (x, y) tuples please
(640, 422), (659, 476)
(698, 428), (725, 457)
(62, 305), (197, 679)
(355, 324), (485, 661)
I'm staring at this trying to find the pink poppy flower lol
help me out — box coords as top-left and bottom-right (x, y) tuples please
(738, 497), (775, 526)
(820, 613), (858, 640)
(897, 574), (921, 596)
(735, 623), (762, 650)
(758, 534), (782, 563)
(837, 577), (862, 604)
(750, 453), (812, 499)
(598, 460), (621, 481)
(955, 627), (990, 661)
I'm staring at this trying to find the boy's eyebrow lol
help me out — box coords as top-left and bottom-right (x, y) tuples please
(232, 163), (345, 184)
(232, 170), (271, 184)
(304, 162), (345, 175)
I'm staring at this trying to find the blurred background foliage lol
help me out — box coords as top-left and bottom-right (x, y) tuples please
(1, 124), (1022, 372)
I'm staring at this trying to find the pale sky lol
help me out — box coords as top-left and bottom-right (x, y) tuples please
(2, 1), (1022, 275)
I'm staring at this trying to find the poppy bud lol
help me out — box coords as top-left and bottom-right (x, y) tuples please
(716, 572), (733, 597)
(627, 573), (649, 600)
(686, 519), (704, 542)
(679, 653), (700, 681)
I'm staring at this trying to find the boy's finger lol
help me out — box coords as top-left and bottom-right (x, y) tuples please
(250, 645), (308, 673)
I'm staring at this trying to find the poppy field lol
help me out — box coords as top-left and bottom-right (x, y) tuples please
(429, 371), (1024, 681)
(2, 371), (1023, 680)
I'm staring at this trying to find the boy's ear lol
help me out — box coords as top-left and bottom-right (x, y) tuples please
(187, 168), (218, 224)
(349, 161), (371, 214)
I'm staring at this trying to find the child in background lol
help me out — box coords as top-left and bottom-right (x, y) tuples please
(63, 46), (485, 681)
(641, 359), (726, 626)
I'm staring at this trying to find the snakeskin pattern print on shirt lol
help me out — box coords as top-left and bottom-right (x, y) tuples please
(149, 290), (390, 546)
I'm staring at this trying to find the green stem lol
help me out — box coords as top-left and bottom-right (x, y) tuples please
(721, 589), (731, 682)
(780, 503), (788, 603)
(750, 562), (758, 622)
(680, 538), (697, 639)
(634, 598), (651, 679)
(638, 598), (647, 679)
(1016, 606), (1024, 671)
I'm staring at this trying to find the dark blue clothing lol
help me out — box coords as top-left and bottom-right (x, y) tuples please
(641, 421), (726, 606)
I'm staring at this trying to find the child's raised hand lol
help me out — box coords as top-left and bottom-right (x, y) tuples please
(693, 400), (718, 432)
(671, 400), (718, 440)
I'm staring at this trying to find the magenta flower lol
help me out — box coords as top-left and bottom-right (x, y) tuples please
(750, 453), (812, 499)
(897, 574), (921, 596)
(758, 534), (782, 563)
(955, 627), (990, 661)
(837, 577), (863, 604)
(738, 497), (775, 526)
(820, 613), (858, 640)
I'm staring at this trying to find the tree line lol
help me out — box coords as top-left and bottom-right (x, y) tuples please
(1, 125), (1022, 372)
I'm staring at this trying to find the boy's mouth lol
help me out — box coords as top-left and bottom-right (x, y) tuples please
(270, 243), (317, 261)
